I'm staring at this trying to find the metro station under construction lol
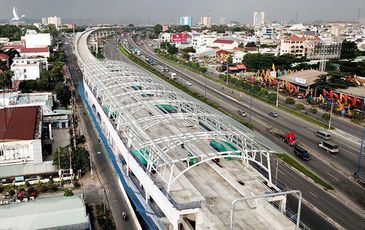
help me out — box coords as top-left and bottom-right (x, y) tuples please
(75, 28), (300, 230)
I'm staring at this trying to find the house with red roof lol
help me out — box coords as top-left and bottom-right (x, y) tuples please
(279, 34), (307, 58)
(212, 39), (239, 50)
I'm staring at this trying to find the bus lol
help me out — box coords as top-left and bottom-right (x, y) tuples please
(319, 141), (339, 153)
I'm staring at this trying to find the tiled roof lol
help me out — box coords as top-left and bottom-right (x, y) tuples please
(287, 35), (306, 42)
(20, 47), (49, 53)
(0, 53), (9, 60)
(0, 106), (39, 141)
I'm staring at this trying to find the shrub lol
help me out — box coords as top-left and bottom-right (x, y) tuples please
(296, 103), (305, 110)
(310, 108), (318, 114)
(285, 97), (295, 105)
(24, 181), (30, 187)
(322, 113), (331, 121)
(50, 184), (58, 192)
(64, 188), (74, 196)
(267, 93), (277, 104)
(8, 189), (15, 196)
(37, 183), (48, 193)
(73, 181), (81, 188)
(0, 184), (3, 193)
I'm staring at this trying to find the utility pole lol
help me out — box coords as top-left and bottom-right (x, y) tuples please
(275, 79), (280, 107)
(249, 88), (253, 123)
(275, 160), (279, 185)
(328, 99), (334, 130)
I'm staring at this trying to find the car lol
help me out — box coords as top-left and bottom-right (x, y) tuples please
(237, 110), (247, 117)
(269, 112), (278, 117)
(315, 130), (331, 140)
(186, 81), (192, 86)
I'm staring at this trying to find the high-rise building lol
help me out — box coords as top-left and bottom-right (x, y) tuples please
(219, 17), (226, 25)
(253, 11), (265, 27)
(42, 16), (62, 28)
(47, 16), (62, 28)
(41, 17), (48, 25)
(179, 16), (192, 28)
(200, 16), (211, 28)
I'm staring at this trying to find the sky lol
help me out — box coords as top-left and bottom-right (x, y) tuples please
(0, 0), (364, 25)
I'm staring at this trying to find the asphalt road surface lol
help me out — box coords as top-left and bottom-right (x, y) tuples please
(113, 37), (365, 229)
(63, 41), (140, 230)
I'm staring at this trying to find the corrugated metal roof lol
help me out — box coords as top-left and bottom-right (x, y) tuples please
(0, 195), (89, 229)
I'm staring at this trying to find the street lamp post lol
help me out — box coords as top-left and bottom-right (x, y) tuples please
(328, 99), (334, 130)
(276, 79), (280, 107)
(230, 190), (302, 230)
(249, 87), (253, 123)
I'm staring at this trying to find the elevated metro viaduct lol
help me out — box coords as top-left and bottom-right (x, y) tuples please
(75, 28), (298, 230)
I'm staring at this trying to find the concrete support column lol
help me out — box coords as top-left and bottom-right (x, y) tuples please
(49, 123), (53, 140)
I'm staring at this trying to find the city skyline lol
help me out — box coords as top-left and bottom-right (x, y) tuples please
(0, 0), (364, 24)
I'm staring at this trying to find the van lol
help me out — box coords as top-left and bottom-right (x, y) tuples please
(315, 130), (331, 140)
(294, 144), (311, 160)
(319, 141), (339, 153)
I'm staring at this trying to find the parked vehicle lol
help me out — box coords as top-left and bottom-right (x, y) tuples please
(186, 81), (192, 86)
(267, 127), (297, 146)
(238, 110), (247, 117)
(319, 141), (339, 153)
(163, 67), (169, 72)
(315, 130), (331, 140)
(269, 112), (278, 117)
(294, 144), (311, 160)
(145, 57), (154, 65)
(170, 72), (177, 80)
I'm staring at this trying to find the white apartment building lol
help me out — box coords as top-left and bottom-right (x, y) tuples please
(42, 16), (62, 28)
(11, 60), (41, 81)
(253, 11), (265, 27)
(23, 33), (51, 48)
(192, 34), (217, 53)
(200, 16), (212, 28)
(13, 57), (49, 70)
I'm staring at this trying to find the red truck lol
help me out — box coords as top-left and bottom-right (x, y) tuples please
(267, 126), (297, 146)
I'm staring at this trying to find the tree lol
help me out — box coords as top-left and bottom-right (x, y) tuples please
(154, 24), (163, 35)
(340, 40), (359, 60)
(55, 83), (71, 107)
(245, 42), (257, 47)
(0, 70), (13, 89)
(178, 25), (191, 32)
(53, 146), (90, 173)
(167, 45), (178, 55)
(181, 46), (196, 53)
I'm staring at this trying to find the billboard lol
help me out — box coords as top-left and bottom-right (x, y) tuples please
(171, 33), (188, 43)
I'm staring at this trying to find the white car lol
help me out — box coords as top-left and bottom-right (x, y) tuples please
(186, 81), (192, 86)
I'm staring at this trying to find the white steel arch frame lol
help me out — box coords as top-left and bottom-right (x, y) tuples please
(75, 29), (275, 194)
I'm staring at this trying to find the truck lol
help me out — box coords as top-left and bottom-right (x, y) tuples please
(267, 126), (297, 146)
(294, 144), (311, 160)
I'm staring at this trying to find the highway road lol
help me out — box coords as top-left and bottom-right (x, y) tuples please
(112, 36), (365, 229)
(63, 40), (141, 230)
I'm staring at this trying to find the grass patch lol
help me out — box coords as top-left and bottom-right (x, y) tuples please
(276, 153), (334, 190)
(279, 105), (330, 129)
(120, 45), (253, 129)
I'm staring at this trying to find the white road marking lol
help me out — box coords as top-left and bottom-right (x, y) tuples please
(326, 172), (340, 182)
(308, 191), (319, 198)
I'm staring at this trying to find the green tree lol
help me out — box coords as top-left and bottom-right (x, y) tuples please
(340, 40), (359, 60)
(55, 83), (71, 107)
(53, 146), (90, 173)
(167, 45), (178, 55)
(245, 42), (257, 47)
(0, 70), (13, 89)
(154, 24), (163, 35)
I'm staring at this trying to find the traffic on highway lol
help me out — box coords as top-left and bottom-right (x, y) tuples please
(115, 33), (365, 229)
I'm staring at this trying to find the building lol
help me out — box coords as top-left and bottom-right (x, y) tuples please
(42, 16), (62, 28)
(212, 39), (239, 50)
(200, 16), (212, 28)
(192, 34), (217, 53)
(11, 59), (41, 82)
(0, 106), (43, 166)
(179, 16), (192, 28)
(13, 56), (49, 70)
(0, 195), (89, 229)
(23, 33), (51, 48)
(279, 34), (307, 57)
(253, 11), (265, 27)
(219, 17), (226, 25)
(306, 41), (342, 60)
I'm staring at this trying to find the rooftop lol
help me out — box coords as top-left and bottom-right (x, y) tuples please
(286, 35), (306, 42)
(0, 106), (40, 142)
(278, 70), (327, 87)
(213, 39), (235, 44)
(337, 86), (365, 98)
(0, 195), (89, 230)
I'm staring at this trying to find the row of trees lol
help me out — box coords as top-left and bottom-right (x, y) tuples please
(242, 53), (309, 71)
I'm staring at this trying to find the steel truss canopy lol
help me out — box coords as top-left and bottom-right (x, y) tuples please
(75, 29), (276, 191)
